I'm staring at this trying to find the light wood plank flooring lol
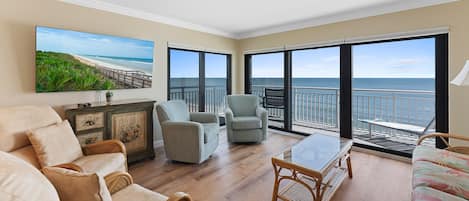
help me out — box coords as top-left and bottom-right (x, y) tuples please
(129, 129), (412, 201)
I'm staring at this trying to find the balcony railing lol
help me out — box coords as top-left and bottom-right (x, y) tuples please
(169, 85), (435, 146)
(169, 86), (226, 114)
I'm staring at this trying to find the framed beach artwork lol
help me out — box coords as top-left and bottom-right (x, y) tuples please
(35, 26), (154, 92)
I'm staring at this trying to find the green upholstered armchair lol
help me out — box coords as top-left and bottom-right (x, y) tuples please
(225, 95), (268, 143)
(156, 100), (219, 164)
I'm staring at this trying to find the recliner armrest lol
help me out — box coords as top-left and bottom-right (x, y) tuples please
(190, 112), (219, 124)
(82, 139), (127, 156)
(224, 107), (234, 122)
(161, 121), (204, 142)
(256, 107), (268, 120)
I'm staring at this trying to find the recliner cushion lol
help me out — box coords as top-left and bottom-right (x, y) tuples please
(202, 123), (219, 144)
(231, 117), (262, 130)
(73, 153), (126, 176)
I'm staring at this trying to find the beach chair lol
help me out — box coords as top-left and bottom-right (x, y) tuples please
(359, 117), (435, 138)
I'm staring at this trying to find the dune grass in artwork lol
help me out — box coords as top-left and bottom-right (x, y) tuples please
(36, 51), (117, 92)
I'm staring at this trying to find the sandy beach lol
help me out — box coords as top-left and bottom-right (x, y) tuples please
(72, 54), (152, 76)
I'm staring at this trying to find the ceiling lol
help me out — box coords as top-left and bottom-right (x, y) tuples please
(60, 0), (457, 39)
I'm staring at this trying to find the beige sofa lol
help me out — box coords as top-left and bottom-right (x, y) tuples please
(0, 105), (192, 201)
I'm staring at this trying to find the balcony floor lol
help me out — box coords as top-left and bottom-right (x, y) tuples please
(272, 122), (426, 155)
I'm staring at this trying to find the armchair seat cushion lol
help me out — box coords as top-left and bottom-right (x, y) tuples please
(231, 117), (262, 130)
(112, 184), (168, 201)
(73, 153), (126, 176)
(202, 123), (219, 144)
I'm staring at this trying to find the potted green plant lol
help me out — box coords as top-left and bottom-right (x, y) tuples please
(105, 91), (113, 103)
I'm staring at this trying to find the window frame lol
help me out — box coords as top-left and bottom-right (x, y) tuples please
(167, 47), (232, 113)
(244, 34), (449, 157)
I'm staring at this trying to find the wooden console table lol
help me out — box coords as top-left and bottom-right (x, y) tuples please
(64, 99), (156, 163)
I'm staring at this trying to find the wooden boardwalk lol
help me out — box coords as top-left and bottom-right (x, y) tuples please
(97, 65), (152, 88)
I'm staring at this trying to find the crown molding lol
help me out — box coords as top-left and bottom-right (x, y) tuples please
(236, 0), (458, 39)
(59, 0), (237, 38)
(60, 0), (458, 40)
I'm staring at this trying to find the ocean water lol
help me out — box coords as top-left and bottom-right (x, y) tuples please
(82, 55), (154, 75)
(170, 77), (435, 128)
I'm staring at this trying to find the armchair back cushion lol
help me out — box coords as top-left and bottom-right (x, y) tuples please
(0, 151), (60, 201)
(28, 120), (83, 168)
(0, 105), (61, 152)
(42, 167), (112, 201)
(156, 100), (190, 122)
(227, 95), (258, 117)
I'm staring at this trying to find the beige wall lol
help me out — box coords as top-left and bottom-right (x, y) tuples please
(0, 0), (237, 141)
(237, 0), (469, 138)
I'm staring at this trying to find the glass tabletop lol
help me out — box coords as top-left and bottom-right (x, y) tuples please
(274, 134), (353, 173)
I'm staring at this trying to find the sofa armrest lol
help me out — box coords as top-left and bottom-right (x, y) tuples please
(53, 163), (83, 172)
(104, 171), (134, 194)
(190, 112), (219, 124)
(418, 133), (469, 154)
(168, 192), (193, 201)
(83, 139), (127, 156)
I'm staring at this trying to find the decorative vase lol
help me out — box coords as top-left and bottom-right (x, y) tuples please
(105, 91), (113, 103)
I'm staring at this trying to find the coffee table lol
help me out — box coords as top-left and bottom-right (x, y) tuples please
(271, 134), (353, 201)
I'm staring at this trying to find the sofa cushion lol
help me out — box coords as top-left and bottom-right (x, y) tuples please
(28, 120), (84, 168)
(203, 123), (219, 144)
(112, 184), (168, 201)
(10, 145), (41, 169)
(231, 116), (262, 130)
(73, 153), (126, 176)
(42, 167), (112, 201)
(413, 186), (467, 201)
(0, 105), (61, 152)
(413, 160), (469, 200)
(0, 151), (60, 201)
(413, 145), (469, 173)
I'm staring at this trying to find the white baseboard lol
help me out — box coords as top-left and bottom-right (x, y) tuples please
(153, 140), (164, 148)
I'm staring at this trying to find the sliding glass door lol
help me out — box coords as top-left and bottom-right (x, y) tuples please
(352, 38), (436, 155)
(205, 53), (229, 116)
(245, 34), (448, 157)
(169, 49), (200, 112)
(291, 47), (341, 134)
(250, 52), (285, 129)
(168, 48), (231, 117)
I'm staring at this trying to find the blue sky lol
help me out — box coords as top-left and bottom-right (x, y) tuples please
(36, 26), (154, 59)
(251, 38), (435, 78)
(170, 49), (227, 78)
(170, 38), (435, 79)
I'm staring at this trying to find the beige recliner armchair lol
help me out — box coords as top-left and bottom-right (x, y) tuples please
(0, 105), (126, 176)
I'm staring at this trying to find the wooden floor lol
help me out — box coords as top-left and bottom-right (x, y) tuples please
(129, 129), (412, 201)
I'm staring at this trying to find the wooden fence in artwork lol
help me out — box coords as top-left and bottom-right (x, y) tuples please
(97, 65), (152, 88)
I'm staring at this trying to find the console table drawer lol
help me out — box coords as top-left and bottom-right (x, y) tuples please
(77, 131), (104, 146)
(75, 112), (104, 131)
